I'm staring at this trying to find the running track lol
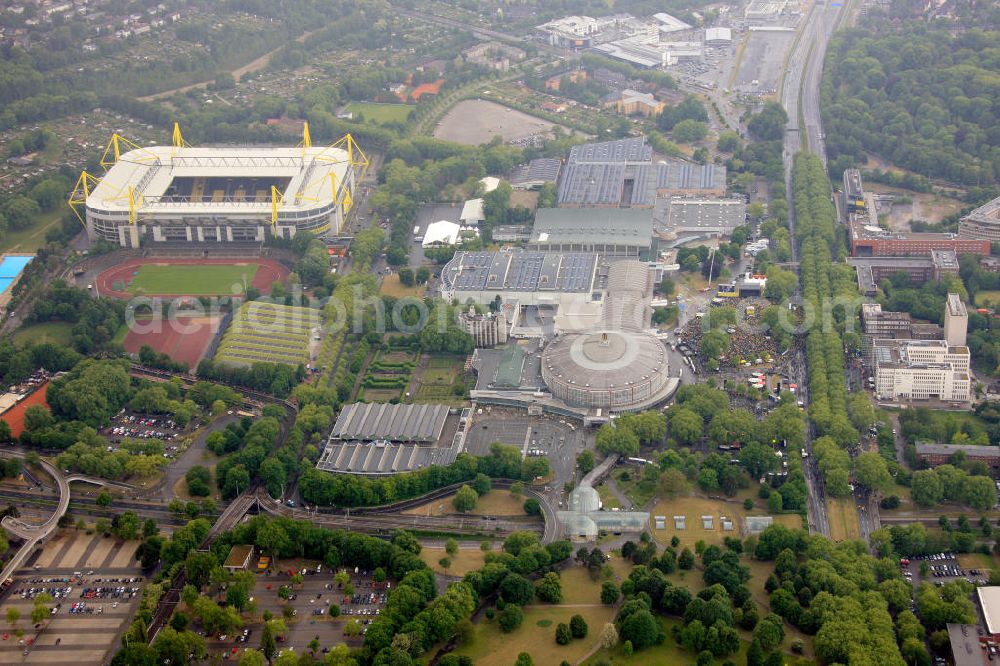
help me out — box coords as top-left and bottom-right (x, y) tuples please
(95, 258), (288, 298)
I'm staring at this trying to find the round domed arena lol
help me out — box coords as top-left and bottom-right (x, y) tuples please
(541, 329), (669, 410)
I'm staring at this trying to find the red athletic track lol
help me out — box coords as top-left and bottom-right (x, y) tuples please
(95, 257), (288, 299)
(2, 382), (50, 438)
(122, 316), (220, 368)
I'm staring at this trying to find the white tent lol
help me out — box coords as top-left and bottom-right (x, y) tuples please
(422, 220), (461, 247)
(460, 198), (485, 224)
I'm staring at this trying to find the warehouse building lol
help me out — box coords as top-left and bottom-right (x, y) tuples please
(530, 208), (655, 257)
(946, 623), (989, 666)
(510, 158), (562, 190)
(603, 89), (666, 117)
(655, 161), (727, 196)
(662, 198), (746, 235)
(958, 195), (1000, 242)
(557, 137), (654, 208)
(316, 403), (463, 476)
(704, 27), (733, 45)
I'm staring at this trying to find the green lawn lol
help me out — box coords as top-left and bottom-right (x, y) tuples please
(11, 321), (73, 347)
(0, 208), (65, 253)
(127, 264), (259, 295)
(346, 102), (412, 124)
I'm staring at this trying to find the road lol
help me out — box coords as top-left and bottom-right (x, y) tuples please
(0, 451), (70, 586)
(778, 0), (849, 538)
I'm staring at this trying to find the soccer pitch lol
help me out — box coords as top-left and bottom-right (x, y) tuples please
(126, 264), (259, 295)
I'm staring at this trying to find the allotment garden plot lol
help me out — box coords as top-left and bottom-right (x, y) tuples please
(359, 350), (417, 401)
(215, 301), (321, 367)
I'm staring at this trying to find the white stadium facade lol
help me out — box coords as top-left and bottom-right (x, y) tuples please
(71, 127), (365, 248)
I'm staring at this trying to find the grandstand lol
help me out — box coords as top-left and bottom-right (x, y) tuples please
(70, 126), (366, 248)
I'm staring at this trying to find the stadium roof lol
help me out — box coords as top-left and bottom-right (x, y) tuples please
(441, 250), (599, 293)
(87, 145), (352, 216)
(330, 403), (449, 442)
(531, 208), (654, 248)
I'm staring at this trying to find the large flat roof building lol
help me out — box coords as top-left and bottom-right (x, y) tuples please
(80, 141), (360, 248)
(958, 195), (1000, 242)
(915, 444), (1000, 470)
(530, 208), (654, 257)
(978, 587), (1000, 637)
(558, 137), (654, 208)
(874, 338), (971, 403)
(849, 213), (990, 257)
(316, 403), (464, 476)
(847, 250), (959, 296)
(947, 624), (989, 666)
(663, 198), (746, 235)
(655, 161), (726, 196)
(510, 158), (562, 190)
(440, 250), (604, 306)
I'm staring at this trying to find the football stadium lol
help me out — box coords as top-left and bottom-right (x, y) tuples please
(70, 125), (366, 248)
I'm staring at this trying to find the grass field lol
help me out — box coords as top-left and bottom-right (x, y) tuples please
(0, 208), (63, 254)
(613, 468), (657, 508)
(958, 552), (999, 570)
(648, 495), (753, 549)
(596, 483), (622, 510)
(418, 546), (486, 577)
(127, 263), (259, 295)
(11, 321), (73, 346)
(452, 604), (615, 666)
(826, 497), (861, 542)
(378, 273), (426, 298)
(975, 291), (1000, 308)
(412, 355), (466, 405)
(215, 301), (320, 367)
(346, 102), (412, 124)
(584, 616), (752, 666)
(403, 489), (527, 517)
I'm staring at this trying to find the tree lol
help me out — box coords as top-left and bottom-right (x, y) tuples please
(535, 572), (563, 603)
(753, 614), (785, 651)
(238, 650), (267, 666)
(577, 450), (595, 474)
(672, 119), (708, 144)
(555, 622), (572, 645)
(500, 574), (535, 606)
(570, 614), (588, 639)
(498, 603), (524, 633)
(453, 485), (478, 513)
(5, 607), (20, 627)
(96, 490), (112, 508)
(747, 101), (788, 141)
(855, 452), (893, 494)
(445, 538), (459, 558)
(595, 424), (640, 457)
(911, 469), (944, 507)
(679, 548), (695, 569)
(523, 498), (541, 515)
(599, 622), (619, 649)
(514, 653), (533, 666)
(618, 609), (659, 650)
(670, 407), (704, 444)
(259, 619), (277, 661)
(472, 473), (492, 496)
(601, 581), (620, 605)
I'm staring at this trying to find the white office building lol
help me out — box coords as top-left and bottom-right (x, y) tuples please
(874, 339), (971, 403)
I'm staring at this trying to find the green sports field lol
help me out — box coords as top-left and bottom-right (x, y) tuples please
(127, 264), (259, 295)
(346, 102), (412, 124)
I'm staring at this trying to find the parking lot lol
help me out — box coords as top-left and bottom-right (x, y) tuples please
(903, 552), (990, 589)
(202, 560), (387, 661)
(0, 531), (144, 664)
(100, 409), (190, 446)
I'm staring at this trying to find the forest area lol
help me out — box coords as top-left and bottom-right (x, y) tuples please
(820, 8), (1000, 191)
